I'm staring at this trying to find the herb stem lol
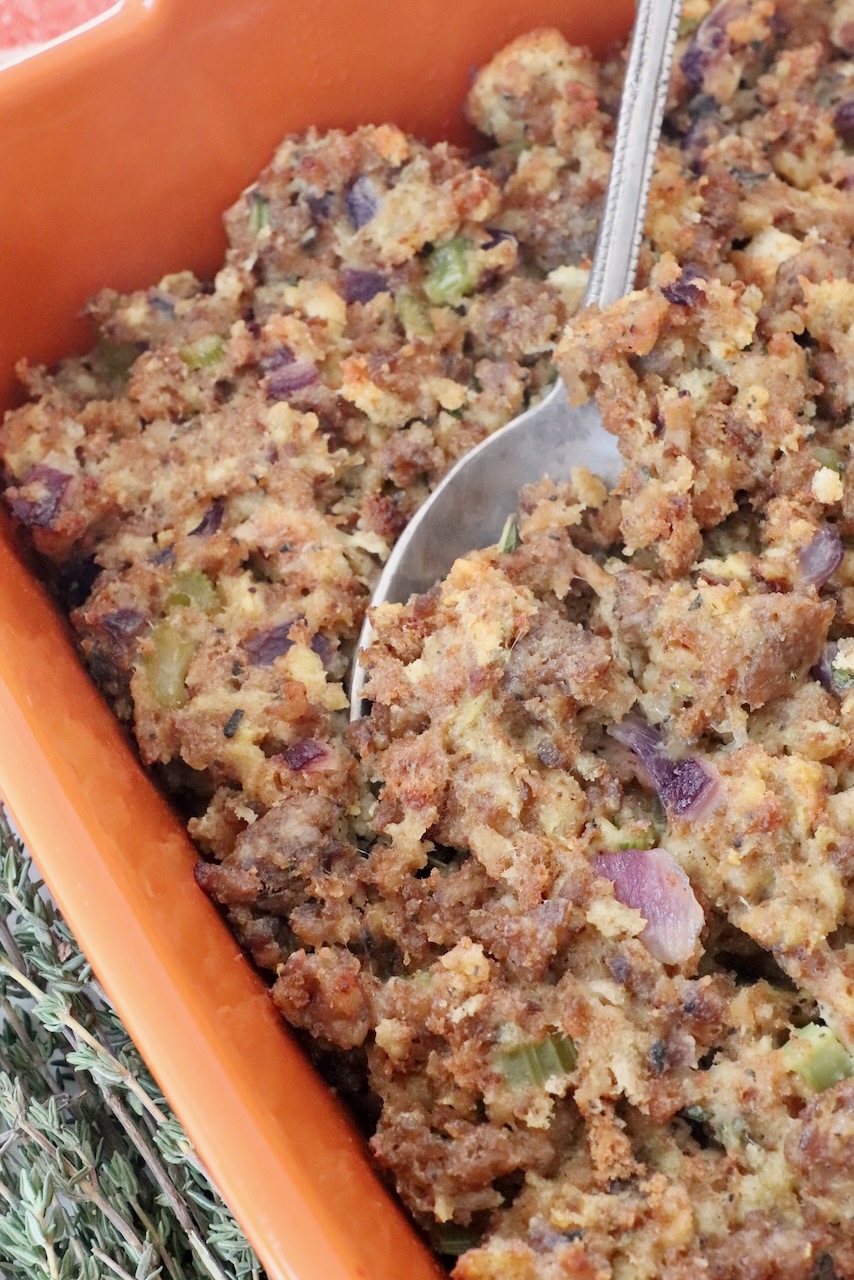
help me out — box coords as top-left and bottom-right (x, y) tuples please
(104, 1087), (230, 1280)
(42, 1231), (60, 1280)
(132, 1195), (187, 1280)
(0, 956), (165, 1125)
(0, 811), (260, 1278)
(92, 1248), (139, 1280)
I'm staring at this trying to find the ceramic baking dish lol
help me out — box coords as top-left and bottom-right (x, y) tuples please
(0, 1), (633, 1275)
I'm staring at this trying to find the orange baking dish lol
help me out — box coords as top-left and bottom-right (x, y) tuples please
(0, 2), (633, 1275)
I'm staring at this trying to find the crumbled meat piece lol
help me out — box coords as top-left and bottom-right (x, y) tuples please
(5, 7), (854, 1274)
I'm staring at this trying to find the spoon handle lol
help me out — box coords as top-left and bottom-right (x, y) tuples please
(585, 0), (684, 310)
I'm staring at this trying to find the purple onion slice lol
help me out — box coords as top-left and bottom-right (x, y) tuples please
(260, 345), (295, 373)
(594, 848), (705, 964)
(266, 361), (318, 400)
(610, 713), (718, 819)
(813, 641), (837, 693)
(189, 498), (224, 537)
(281, 739), (327, 771)
(484, 227), (517, 249)
(151, 545), (176, 567)
(800, 525), (843, 590)
(834, 100), (854, 146)
(244, 623), (295, 667)
(661, 265), (707, 307)
(98, 609), (146, 641)
(812, 641), (854, 695)
(680, 0), (744, 92)
(310, 633), (334, 669)
(9, 465), (72, 529)
(345, 176), (380, 229)
(341, 269), (389, 304)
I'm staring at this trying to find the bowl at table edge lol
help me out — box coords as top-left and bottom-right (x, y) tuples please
(0, 1), (633, 1276)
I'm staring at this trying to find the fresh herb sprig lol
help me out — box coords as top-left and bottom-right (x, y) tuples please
(0, 809), (263, 1279)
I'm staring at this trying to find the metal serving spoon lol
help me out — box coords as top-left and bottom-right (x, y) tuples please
(350, 0), (683, 716)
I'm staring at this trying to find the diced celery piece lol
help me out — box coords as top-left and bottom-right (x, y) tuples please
(497, 1032), (577, 1087)
(497, 514), (521, 555)
(430, 1223), (480, 1258)
(784, 1023), (854, 1092)
(180, 335), (225, 369)
(165, 570), (217, 613)
(814, 446), (845, 474)
(144, 624), (196, 709)
(601, 817), (658, 852)
(395, 289), (434, 339)
(96, 339), (139, 379)
(424, 238), (479, 306)
(249, 192), (271, 235)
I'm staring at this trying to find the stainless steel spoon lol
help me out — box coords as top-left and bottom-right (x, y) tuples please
(351, 0), (683, 716)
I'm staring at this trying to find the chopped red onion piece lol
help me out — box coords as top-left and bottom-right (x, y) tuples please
(189, 498), (224, 536)
(664, 758), (718, 817)
(661, 265), (707, 307)
(812, 640), (854, 696)
(611, 713), (664, 776)
(244, 623), (295, 666)
(610, 713), (718, 819)
(813, 641), (837, 693)
(9, 465), (71, 529)
(594, 848), (704, 964)
(266, 360), (318, 399)
(484, 227), (517, 249)
(341, 269), (389, 304)
(151, 545), (176, 567)
(680, 110), (718, 175)
(260, 345), (295, 372)
(800, 525), (843, 589)
(310, 632), (334, 669)
(834, 100), (854, 146)
(680, 0), (744, 91)
(345, 176), (380, 229)
(98, 609), (146, 641)
(282, 739), (327, 771)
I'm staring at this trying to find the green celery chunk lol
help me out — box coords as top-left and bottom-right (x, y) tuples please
(784, 1023), (854, 1092)
(497, 514), (521, 555)
(145, 624), (196, 708)
(497, 1032), (577, 1088)
(249, 192), (271, 235)
(601, 816), (658, 852)
(165, 570), (217, 613)
(430, 1223), (480, 1258)
(96, 339), (140, 379)
(814, 446), (844, 474)
(180, 334), (225, 369)
(395, 288), (434, 339)
(424, 238), (479, 306)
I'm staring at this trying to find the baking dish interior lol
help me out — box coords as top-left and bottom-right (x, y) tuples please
(0, 1), (633, 1277)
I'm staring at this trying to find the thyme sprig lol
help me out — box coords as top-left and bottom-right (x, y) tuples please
(0, 809), (264, 1279)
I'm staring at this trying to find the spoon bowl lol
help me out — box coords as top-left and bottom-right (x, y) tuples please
(350, 0), (684, 716)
